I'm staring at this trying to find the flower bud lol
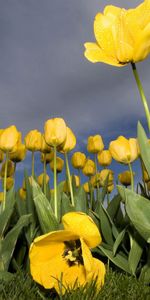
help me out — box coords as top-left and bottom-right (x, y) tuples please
(19, 188), (26, 200)
(109, 136), (139, 164)
(25, 130), (42, 151)
(9, 144), (26, 163)
(44, 118), (67, 147)
(37, 173), (50, 187)
(71, 152), (86, 169)
(118, 170), (135, 187)
(40, 135), (51, 153)
(83, 182), (90, 193)
(2, 177), (14, 191)
(57, 127), (76, 153)
(1, 160), (15, 177)
(0, 125), (19, 152)
(87, 135), (104, 154)
(50, 157), (64, 173)
(97, 150), (112, 167)
(63, 175), (80, 193)
(99, 169), (114, 186)
(82, 159), (96, 176)
(41, 152), (54, 164)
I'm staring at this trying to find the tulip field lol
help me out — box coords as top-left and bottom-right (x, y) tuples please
(0, 0), (150, 299)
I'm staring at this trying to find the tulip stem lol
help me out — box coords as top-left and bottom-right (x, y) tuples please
(131, 62), (150, 131)
(65, 153), (74, 206)
(128, 162), (134, 191)
(43, 154), (47, 195)
(3, 151), (9, 211)
(31, 151), (35, 178)
(53, 146), (58, 219)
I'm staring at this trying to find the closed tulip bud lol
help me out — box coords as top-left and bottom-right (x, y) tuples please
(83, 182), (90, 193)
(10, 131), (22, 153)
(107, 184), (114, 194)
(9, 144), (26, 163)
(0, 150), (4, 163)
(44, 118), (67, 147)
(109, 136), (139, 164)
(40, 135), (51, 153)
(90, 173), (101, 188)
(97, 150), (112, 167)
(99, 169), (114, 186)
(87, 135), (104, 154)
(57, 127), (76, 153)
(118, 170), (135, 187)
(0, 125), (19, 153)
(1, 160), (15, 177)
(41, 152), (54, 164)
(0, 192), (4, 203)
(2, 177), (14, 191)
(37, 173), (50, 187)
(19, 188), (26, 200)
(71, 152), (86, 169)
(82, 159), (96, 176)
(25, 130), (42, 151)
(50, 157), (64, 173)
(63, 175), (80, 193)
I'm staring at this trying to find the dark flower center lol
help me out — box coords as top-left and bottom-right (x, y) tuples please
(62, 239), (83, 266)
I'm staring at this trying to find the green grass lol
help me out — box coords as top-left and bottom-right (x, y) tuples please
(0, 270), (150, 300)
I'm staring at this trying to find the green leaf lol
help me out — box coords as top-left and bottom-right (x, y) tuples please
(113, 228), (126, 256)
(107, 194), (121, 220)
(118, 185), (150, 242)
(95, 202), (114, 245)
(0, 187), (15, 238)
(32, 178), (59, 233)
(0, 271), (14, 281)
(74, 185), (87, 213)
(50, 181), (65, 222)
(137, 122), (150, 177)
(61, 192), (75, 216)
(98, 243), (131, 274)
(0, 214), (31, 271)
(128, 231), (144, 275)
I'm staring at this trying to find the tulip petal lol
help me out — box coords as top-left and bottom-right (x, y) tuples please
(62, 212), (102, 248)
(84, 42), (125, 67)
(86, 257), (106, 288)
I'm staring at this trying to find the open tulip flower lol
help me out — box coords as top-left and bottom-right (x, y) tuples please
(84, 1), (150, 66)
(29, 212), (105, 295)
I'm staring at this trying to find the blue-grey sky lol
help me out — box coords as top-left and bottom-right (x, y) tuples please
(0, 0), (149, 188)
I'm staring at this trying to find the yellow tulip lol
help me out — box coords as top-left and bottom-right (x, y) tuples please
(109, 136), (139, 164)
(71, 152), (86, 169)
(107, 183), (114, 193)
(2, 177), (14, 191)
(83, 182), (90, 193)
(0, 125), (19, 152)
(0, 192), (4, 203)
(97, 150), (112, 167)
(29, 212), (105, 294)
(24, 130), (42, 152)
(41, 152), (54, 164)
(37, 173), (50, 187)
(82, 159), (96, 176)
(10, 131), (22, 153)
(57, 127), (76, 153)
(87, 135), (104, 154)
(44, 118), (67, 147)
(99, 169), (114, 187)
(84, 1), (150, 66)
(63, 175), (80, 193)
(50, 157), (64, 173)
(0, 150), (4, 163)
(118, 170), (135, 187)
(9, 144), (26, 163)
(40, 135), (51, 153)
(1, 160), (15, 177)
(19, 188), (26, 200)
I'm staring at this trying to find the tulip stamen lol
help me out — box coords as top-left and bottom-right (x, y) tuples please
(63, 240), (83, 266)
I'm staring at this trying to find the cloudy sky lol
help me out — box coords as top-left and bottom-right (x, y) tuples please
(0, 0), (149, 187)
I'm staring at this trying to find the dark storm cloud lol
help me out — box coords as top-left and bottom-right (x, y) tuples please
(0, 0), (149, 140)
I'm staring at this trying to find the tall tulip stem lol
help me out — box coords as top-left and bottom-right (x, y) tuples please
(3, 151), (9, 210)
(53, 146), (58, 219)
(65, 153), (74, 206)
(31, 151), (35, 178)
(128, 162), (134, 191)
(131, 62), (150, 131)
